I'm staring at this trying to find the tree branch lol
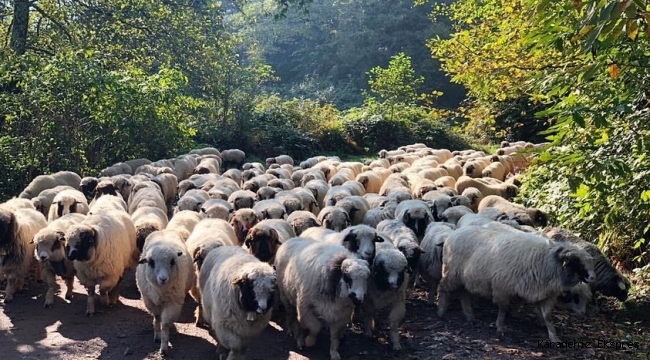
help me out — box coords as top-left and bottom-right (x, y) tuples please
(31, 3), (75, 44)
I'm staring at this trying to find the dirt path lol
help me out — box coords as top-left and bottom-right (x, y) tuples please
(1, 272), (649, 360)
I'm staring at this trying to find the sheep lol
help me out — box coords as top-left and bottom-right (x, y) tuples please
(185, 218), (238, 326)
(318, 206), (351, 232)
(321, 224), (385, 263)
(19, 171), (82, 199)
(89, 179), (120, 202)
(173, 155), (198, 182)
(289, 187), (320, 216)
(88, 194), (128, 214)
(32, 213), (85, 307)
(481, 161), (506, 181)
(152, 173), (179, 216)
(80, 177), (99, 199)
(376, 219), (424, 275)
(199, 246), (276, 360)
(440, 205), (474, 225)
(335, 196), (369, 226)
(135, 230), (194, 355)
(394, 200), (433, 240)
(229, 208), (261, 246)
(31, 185), (75, 215)
(286, 210), (320, 236)
(99, 163), (132, 177)
(132, 206), (169, 252)
(244, 219), (296, 264)
(437, 226), (596, 341)
(274, 190), (304, 215)
(222, 168), (243, 185)
(242, 162), (266, 172)
(303, 179), (329, 208)
(65, 211), (137, 316)
(439, 163), (463, 180)
(274, 237), (371, 360)
(220, 149), (246, 169)
(1, 198), (36, 211)
(190, 147), (221, 156)
(363, 193), (388, 209)
(460, 187), (483, 212)
(422, 193), (452, 222)
(165, 210), (202, 242)
(0, 208), (48, 302)
(175, 189), (210, 213)
(359, 241), (409, 350)
(455, 176), (518, 200)
(48, 189), (90, 222)
(323, 186), (352, 207)
(256, 186), (278, 200)
(266, 154), (294, 167)
(194, 157), (221, 175)
(554, 283), (592, 316)
(228, 189), (257, 210)
(478, 195), (549, 227)
(128, 186), (166, 215)
(355, 171), (383, 194)
(253, 199), (287, 220)
(418, 222), (455, 304)
(299, 156), (326, 169)
(544, 227), (631, 302)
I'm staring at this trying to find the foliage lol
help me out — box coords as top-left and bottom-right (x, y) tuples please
(366, 52), (425, 109)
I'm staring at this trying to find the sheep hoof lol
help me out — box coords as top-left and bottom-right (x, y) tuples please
(65, 293), (73, 301)
(392, 343), (402, 351)
(43, 302), (53, 308)
(85, 311), (94, 317)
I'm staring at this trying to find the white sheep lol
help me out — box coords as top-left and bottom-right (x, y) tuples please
(30, 185), (75, 216)
(135, 229), (195, 355)
(32, 213), (85, 307)
(199, 246), (276, 360)
(440, 205), (474, 226)
(275, 237), (371, 360)
(478, 195), (549, 227)
(335, 196), (369, 226)
(48, 189), (90, 222)
(355, 171), (383, 194)
(99, 163), (132, 177)
(220, 149), (246, 169)
(152, 173), (179, 217)
(244, 219), (296, 264)
(165, 210), (202, 242)
(65, 210), (137, 315)
(317, 206), (351, 232)
(0, 207), (48, 302)
(228, 189), (257, 210)
(88, 194), (128, 214)
(460, 187), (483, 212)
(266, 154), (294, 167)
(418, 222), (455, 304)
(19, 171), (82, 199)
(253, 199), (287, 220)
(175, 189), (210, 213)
(376, 219), (424, 275)
(455, 176), (518, 200)
(128, 186), (166, 215)
(322, 224), (385, 263)
(361, 200), (398, 229)
(132, 206), (169, 252)
(437, 226), (596, 341)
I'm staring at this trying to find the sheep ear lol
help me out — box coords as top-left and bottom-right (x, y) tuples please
(270, 229), (282, 245)
(232, 275), (246, 285)
(55, 230), (66, 242)
(342, 230), (356, 245)
(138, 257), (148, 264)
(229, 208), (234, 214)
(374, 234), (385, 243)
(402, 211), (410, 223)
(200, 207), (206, 213)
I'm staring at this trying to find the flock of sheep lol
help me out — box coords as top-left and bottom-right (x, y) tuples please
(0, 141), (632, 360)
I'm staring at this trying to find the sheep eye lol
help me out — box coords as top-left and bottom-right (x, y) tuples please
(170, 258), (175, 267)
(148, 259), (155, 268)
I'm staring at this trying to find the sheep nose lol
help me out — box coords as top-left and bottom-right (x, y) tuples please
(348, 293), (362, 306)
(158, 276), (168, 285)
(39, 255), (48, 262)
(67, 249), (77, 260)
(257, 306), (268, 314)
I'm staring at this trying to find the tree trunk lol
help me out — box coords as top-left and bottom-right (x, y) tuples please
(10, 0), (30, 55)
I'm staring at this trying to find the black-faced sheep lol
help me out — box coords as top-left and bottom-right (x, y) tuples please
(394, 199), (433, 240)
(544, 227), (630, 303)
(132, 206), (169, 252)
(418, 222), (455, 305)
(335, 196), (369, 226)
(31, 185), (75, 216)
(0, 207), (48, 302)
(275, 237), (371, 360)
(200, 246), (276, 360)
(437, 226), (596, 341)
(244, 219), (296, 264)
(48, 189), (90, 222)
(136, 230), (194, 355)
(256, 186), (279, 201)
(80, 177), (99, 200)
(376, 219), (424, 275)
(65, 211), (137, 315)
(322, 224), (385, 263)
(175, 189), (210, 213)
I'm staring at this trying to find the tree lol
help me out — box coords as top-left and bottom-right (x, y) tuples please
(367, 52), (424, 110)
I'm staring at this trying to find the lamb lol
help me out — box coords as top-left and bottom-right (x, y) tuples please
(229, 208), (261, 245)
(437, 226), (596, 341)
(165, 210), (202, 242)
(220, 149), (246, 169)
(359, 241), (409, 350)
(244, 219), (296, 264)
(199, 246), (276, 360)
(394, 200), (433, 240)
(286, 210), (320, 236)
(135, 230), (194, 355)
(478, 195), (549, 227)
(132, 206), (169, 252)
(32, 213), (85, 307)
(418, 222), (456, 304)
(228, 189), (257, 210)
(185, 218), (238, 326)
(65, 211), (137, 315)
(455, 175), (518, 200)
(376, 219), (424, 274)
(274, 238), (371, 360)
(19, 171), (82, 199)
(31, 185), (75, 215)
(544, 227), (631, 302)
(554, 283), (592, 316)
(48, 189), (90, 222)
(318, 206), (351, 232)
(0, 208), (48, 302)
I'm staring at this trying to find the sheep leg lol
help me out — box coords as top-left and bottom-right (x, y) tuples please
(159, 304), (182, 355)
(34, 262), (43, 283)
(194, 303), (207, 328)
(427, 280), (439, 306)
(297, 303), (321, 348)
(328, 319), (348, 360)
(43, 270), (57, 308)
(99, 288), (110, 307)
(15, 275), (25, 291)
(436, 290), (450, 317)
(388, 299), (406, 350)
(460, 290), (475, 323)
(539, 297), (560, 342)
(107, 277), (123, 305)
(63, 276), (74, 300)
(362, 311), (375, 337)
(153, 315), (161, 342)
(226, 347), (245, 360)
(4, 273), (17, 302)
(216, 343), (229, 360)
(494, 301), (509, 338)
(85, 286), (96, 316)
